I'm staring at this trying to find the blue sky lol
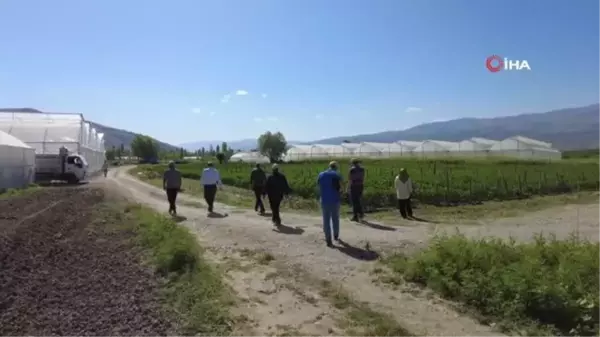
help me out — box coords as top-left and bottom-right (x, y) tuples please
(0, 0), (598, 145)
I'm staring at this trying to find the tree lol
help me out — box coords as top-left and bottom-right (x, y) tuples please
(201, 147), (206, 157)
(258, 131), (288, 163)
(221, 142), (228, 153)
(215, 145), (220, 154)
(119, 143), (125, 158)
(131, 135), (159, 160)
(216, 152), (225, 164)
(105, 147), (116, 161)
(180, 147), (185, 159)
(209, 145), (214, 156)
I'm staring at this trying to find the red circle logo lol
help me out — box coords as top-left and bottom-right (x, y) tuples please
(486, 55), (503, 72)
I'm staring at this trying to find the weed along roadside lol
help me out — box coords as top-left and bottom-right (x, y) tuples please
(380, 234), (600, 336)
(115, 203), (235, 335)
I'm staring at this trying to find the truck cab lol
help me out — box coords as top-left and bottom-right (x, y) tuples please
(65, 154), (88, 182)
(34, 147), (88, 184)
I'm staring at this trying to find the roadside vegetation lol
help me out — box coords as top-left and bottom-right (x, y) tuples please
(382, 234), (599, 336)
(107, 202), (234, 335)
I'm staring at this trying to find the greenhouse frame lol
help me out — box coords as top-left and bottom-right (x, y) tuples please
(0, 112), (106, 173)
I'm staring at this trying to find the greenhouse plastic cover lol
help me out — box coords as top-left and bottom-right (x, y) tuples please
(0, 112), (106, 173)
(0, 129), (36, 189)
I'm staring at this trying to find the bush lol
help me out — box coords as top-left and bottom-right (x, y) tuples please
(385, 234), (599, 336)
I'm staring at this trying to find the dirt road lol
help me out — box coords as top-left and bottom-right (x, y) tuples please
(108, 166), (598, 335)
(0, 187), (172, 336)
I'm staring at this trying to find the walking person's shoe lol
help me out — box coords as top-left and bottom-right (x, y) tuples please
(350, 216), (359, 222)
(334, 235), (340, 242)
(326, 240), (334, 248)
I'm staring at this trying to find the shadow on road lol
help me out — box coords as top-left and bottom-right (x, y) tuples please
(272, 224), (305, 235)
(335, 239), (379, 261)
(171, 215), (187, 223)
(409, 216), (438, 223)
(360, 220), (397, 231)
(208, 212), (229, 218)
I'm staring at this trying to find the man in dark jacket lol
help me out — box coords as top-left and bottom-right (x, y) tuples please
(265, 164), (291, 226)
(348, 158), (365, 222)
(163, 161), (182, 216)
(250, 163), (267, 214)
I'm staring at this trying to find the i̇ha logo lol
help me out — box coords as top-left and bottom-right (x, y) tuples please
(486, 55), (531, 72)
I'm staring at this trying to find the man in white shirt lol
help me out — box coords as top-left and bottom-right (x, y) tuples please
(200, 162), (222, 213)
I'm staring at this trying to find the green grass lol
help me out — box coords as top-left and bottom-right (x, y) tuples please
(115, 203), (234, 335)
(382, 234), (599, 336)
(0, 184), (40, 199)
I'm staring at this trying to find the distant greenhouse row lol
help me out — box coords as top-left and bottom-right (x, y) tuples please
(230, 135), (562, 163)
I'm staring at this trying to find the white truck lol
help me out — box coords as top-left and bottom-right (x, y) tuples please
(35, 146), (88, 184)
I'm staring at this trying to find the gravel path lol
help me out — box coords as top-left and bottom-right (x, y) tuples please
(0, 187), (172, 336)
(111, 166), (599, 336)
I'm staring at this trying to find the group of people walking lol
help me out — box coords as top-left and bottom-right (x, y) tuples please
(162, 158), (416, 247)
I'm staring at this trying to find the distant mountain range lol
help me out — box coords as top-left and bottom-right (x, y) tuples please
(312, 103), (600, 151)
(2, 104), (598, 152)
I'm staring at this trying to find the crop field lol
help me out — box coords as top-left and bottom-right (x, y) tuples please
(138, 157), (599, 210)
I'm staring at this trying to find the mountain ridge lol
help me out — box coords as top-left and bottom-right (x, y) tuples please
(311, 103), (600, 150)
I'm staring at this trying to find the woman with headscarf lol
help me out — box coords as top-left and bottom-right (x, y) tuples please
(394, 168), (414, 218)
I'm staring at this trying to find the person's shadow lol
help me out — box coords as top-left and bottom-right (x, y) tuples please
(171, 215), (188, 223)
(335, 239), (379, 261)
(409, 216), (437, 223)
(272, 223), (304, 235)
(359, 220), (396, 231)
(207, 212), (229, 218)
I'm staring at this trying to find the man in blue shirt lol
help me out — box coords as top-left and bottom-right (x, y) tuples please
(317, 161), (343, 247)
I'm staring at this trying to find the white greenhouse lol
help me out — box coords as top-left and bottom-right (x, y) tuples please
(412, 140), (458, 157)
(283, 144), (329, 161)
(0, 112), (106, 173)
(229, 151), (270, 164)
(0, 130), (36, 189)
(452, 138), (498, 157)
(395, 140), (423, 150)
(352, 142), (383, 158)
(362, 142), (413, 157)
(315, 144), (354, 158)
(489, 136), (562, 161)
(341, 142), (361, 152)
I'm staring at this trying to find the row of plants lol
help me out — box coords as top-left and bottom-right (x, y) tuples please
(384, 234), (599, 336)
(141, 157), (599, 208)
